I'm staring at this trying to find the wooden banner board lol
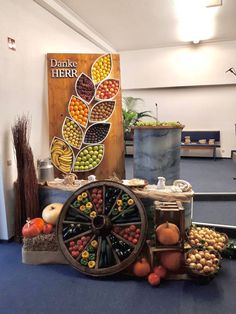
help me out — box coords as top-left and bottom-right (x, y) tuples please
(47, 53), (125, 180)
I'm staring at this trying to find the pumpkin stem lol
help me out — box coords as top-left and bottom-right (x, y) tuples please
(26, 217), (31, 228)
(166, 221), (169, 228)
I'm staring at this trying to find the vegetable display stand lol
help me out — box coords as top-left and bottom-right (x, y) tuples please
(133, 125), (184, 184)
(57, 181), (147, 276)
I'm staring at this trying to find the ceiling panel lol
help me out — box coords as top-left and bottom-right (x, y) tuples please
(59, 0), (236, 51)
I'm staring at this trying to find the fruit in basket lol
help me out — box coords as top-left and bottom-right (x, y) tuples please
(69, 96), (89, 127)
(62, 117), (83, 149)
(50, 138), (73, 173)
(84, 123), (111, 144)
(42, 203), (63, 225)
(159, 251), (182, 272)
(133, 258), (151, 277)
(148, 273), (161, 286)
(185, 248), (220, 275)
(95, 79), (119, 100)
(92, 54), (112, 84)
(73, 145), (104, 172)
(153, 265), (167, 279)
(156, 222), (180, 245)
(22, 218), (45, 238)
(188, 226), (228, 252)
(90, 101), (115, 122)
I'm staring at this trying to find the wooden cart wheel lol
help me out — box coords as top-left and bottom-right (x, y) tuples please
(57, 180), (147, 276)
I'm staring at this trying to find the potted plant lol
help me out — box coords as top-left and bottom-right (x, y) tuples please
(122, 97), (156, 140)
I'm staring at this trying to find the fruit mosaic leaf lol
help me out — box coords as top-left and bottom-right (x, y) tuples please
(91, 53), (112, 85)
(50, 137), (74, 174)
(62, 116), (84, 150)
(75, 73), (95, 104)
(68, 95), (89, 128)
(95, 79), (120, 101)
(73, 144), (104, 172)
(89, 100), (115, 123)
(83, 123), (111, 145)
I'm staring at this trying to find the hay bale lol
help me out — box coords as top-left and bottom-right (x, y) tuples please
(23, 232), (59, 251)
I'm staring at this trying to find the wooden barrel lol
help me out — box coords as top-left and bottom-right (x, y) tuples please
(57, 180), (147, 276)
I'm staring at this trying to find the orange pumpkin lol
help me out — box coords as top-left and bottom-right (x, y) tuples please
(22, 217), (45, 238)
(133, 258), (151, 277)
(159, 251), (182, 272)
(156, 222), (180, 245)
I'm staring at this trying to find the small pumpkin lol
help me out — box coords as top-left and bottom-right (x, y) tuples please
(156, 222), (180, 245)
(22, 217), (45, 238)
(133, 257), (151, 277)
(43, 223), (53, 234)
(159, 251), (182, 272)
(42, 203), (63, 225)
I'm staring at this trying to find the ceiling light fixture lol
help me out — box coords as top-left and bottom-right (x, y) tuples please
(175, 0), (220, 44)
(193, 39), (200, 44)
(205, 0), (222, 8)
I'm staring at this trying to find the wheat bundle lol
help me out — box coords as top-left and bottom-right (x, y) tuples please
(12, 115), (40, 241)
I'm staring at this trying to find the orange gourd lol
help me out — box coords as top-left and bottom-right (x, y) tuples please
(22, 218), (45, 238)
(133, 258), (151, 277)
(156, 222), (180, 245)
(159, 251), (182, 272)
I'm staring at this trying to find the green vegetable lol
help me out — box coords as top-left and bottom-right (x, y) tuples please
(73, 200), (80, 207)
(89, 253), (96, 261)
(112, 208), (119, 216)
(80, 258), (88, 266)
(84, 208), (91, 215)
(121, 194), (129, 201)
(87, 245), (95, 253)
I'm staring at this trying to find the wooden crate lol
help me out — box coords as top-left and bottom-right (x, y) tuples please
(154, 201), (185, 249)
(148, 246), (191, 280)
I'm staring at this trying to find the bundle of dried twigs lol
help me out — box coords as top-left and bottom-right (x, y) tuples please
(12, 115), (40, 241)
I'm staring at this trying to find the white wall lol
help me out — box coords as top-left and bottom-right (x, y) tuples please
(120, 42), (236, 158)
(122, 86), (236, 158)
(0, 0), (104, 239)
(120, 41), (236, 89)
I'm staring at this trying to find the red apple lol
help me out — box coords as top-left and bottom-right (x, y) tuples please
(148, 273), (161, 286)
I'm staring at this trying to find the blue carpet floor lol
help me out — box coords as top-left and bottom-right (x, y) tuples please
(1, 158), (236, 314)
(0, 242), (236, 314)
(193, 201), (236, 225)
